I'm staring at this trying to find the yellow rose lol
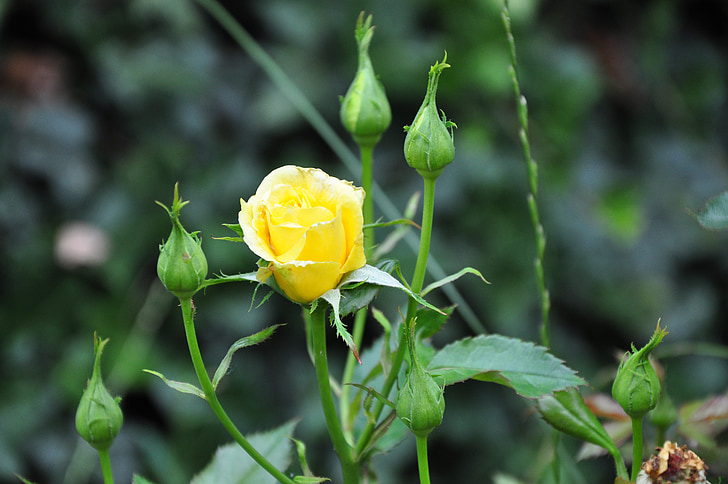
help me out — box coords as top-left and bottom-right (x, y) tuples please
(239, 165), (367, 303)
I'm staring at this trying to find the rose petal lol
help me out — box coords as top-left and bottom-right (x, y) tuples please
(271, 260), (342, 303)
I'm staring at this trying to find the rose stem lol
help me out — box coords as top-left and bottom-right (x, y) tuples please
(355, 176), (437, 457)
(340, 142), (375, 440)
(179, 298), (295, 484)
(311, 304), (361, 483)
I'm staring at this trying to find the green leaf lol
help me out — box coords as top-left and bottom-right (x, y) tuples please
(426, 335), (585, 398)
(191, 421), (297, 484)
(291, 437), (329, 483)
(337, 264), (444, 314)
(15, 476), (38, 484)
(421, 266), (489, 296)
(693, 190), (728, 230)
(319, 288), (359, 362)
(536, 388), (619, 455)
(212, 324), (285, 389)
(143, 370), (205, 400)
(132, 476), (158, 484)
(414, 306), (454, 340)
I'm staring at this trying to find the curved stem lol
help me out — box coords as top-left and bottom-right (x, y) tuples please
(631, 417), (644, 482)
(354, 176), (437, 457)
(179, 298), (295, 484)
(98, 448), (114, 484)
(310, 305), (360, 483)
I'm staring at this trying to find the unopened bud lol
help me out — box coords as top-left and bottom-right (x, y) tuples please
(396, 361), (445, 437)
(404, 54), (456, 180)
(76, 334), (123, 451)
(612, 323), (667, 419)
(156, 183), (208, 300)
(340, 12), (391, 147)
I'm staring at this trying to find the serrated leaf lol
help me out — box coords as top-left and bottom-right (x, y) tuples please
(421, 266), (489, 296)
(212, 324), (285, 389)
(536, 388), (619, 454)
(319, 288), (359, 362)
(143, 370), (206, 400)
(426, 335), (585, 398)
(191, 421), (297, 484)
(693, 191), (728, 230)
(132, 475), (158, 484)
(337, 264), (444, 314)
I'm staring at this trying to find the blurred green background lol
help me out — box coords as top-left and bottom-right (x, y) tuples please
(1, 0), (727, 482)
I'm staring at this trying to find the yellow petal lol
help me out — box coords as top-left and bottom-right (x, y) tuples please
(271, 260), (342, 303)
(239, 198), (276, 261)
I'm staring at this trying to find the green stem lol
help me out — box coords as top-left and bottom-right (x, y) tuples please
(354, 176), (437, 457)
(340, 142), (375, 440)
(360, 143), (375, 256)
(310, 305), (360, 484)
(179, 298), (295, 484)
(98, 448), (114, 484)
(340, 307), (367, 440)
(630, 417), (644, 482)
(611, 448), (630, 481)
(415, 435), (432, 484)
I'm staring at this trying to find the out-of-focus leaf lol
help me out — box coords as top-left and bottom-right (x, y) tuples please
(132, 475), (157, 484)
(427, 335), (585, 398)
(693, 191), (728, 230)
(191, 421), (297, 484)
(677, 393), (728, 449)
(584, 393), (629, 421)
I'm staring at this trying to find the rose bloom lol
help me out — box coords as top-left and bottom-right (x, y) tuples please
(239, 165), (367, 303)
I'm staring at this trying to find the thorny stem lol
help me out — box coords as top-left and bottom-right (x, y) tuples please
(179, 298), (295, 484)
(502, 0), (550, 347)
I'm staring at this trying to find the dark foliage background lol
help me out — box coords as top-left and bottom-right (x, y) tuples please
(1, 0), (727, 483)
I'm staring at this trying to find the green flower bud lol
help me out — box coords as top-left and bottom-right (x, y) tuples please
(404, 54), (456, 180)
(612, 323), (668, 419)
(156, 183), (208, 300)
(649, 388), (677, 431)
(76, 333), (123, 451)
(396, 360), (445, 437)
(340, 12), (391, 147)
